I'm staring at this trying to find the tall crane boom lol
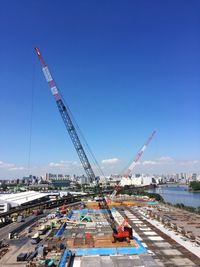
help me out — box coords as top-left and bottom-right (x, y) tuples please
(109, 130), (156, 200)
(123, 130), (156, 177)
(35, 48), (96, 183)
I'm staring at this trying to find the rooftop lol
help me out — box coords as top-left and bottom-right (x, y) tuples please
(0, 191), (48, 206)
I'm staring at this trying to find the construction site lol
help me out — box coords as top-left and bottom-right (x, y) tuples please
(0, 197), (147, 265)
(1, 196), (200, 267)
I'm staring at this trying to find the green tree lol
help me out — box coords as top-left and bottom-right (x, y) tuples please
(196, 206), (200, 214)
(189, 181), (200, 191)
(1, 184), (8, 191)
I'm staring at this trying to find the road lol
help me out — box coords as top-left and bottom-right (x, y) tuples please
(0, 215), (36, 240)
(0, 222), (19, 240)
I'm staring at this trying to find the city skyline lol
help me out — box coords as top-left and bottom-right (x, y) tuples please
(0, 157), (199, 180)
(1, 1), (200, 179)
(1, 170), (199, 182)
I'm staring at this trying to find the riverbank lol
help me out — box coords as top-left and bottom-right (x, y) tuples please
(159, 183), (188, 186)
(188, 189), (200, 192)
(147, 184), (200, 208)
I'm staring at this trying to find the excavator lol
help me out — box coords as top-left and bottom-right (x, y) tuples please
(104, 131), (156, 242)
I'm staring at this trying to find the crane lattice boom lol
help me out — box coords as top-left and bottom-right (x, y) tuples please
(110, 130), (156, 199)
(123, 130), (156, 177)
(35, 48), (96, 183)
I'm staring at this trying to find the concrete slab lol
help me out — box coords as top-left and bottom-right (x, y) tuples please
(139, 228), (151, 231)
(81, 256), (101, 267)
(111, 257), (143, 267)
(169, 257), (196, 266)
(128, 255), (140, 259)
(143, 263), (159, 267)
(154, 259), (165, 267)
(148, 236), (164, 241)
(161, 249), (182, 256)
(153, 242), (172, 248)
(73, 259), (81, 267)
(143, 231), (157, 236)
(101, 256), (115, 267)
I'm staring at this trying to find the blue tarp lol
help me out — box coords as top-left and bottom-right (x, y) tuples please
(55, 222), (66, 237)
(75, 248), (116, 256)
(67, 210), (73, 219)
(146, 201), (159, 205)
(73, 208), (116, 213)
(132, 236), (146, 253)
(117, 245), (146, 254)
(58, 249), (72, 267)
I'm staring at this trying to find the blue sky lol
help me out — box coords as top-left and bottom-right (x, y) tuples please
(0, 0), (200, 179)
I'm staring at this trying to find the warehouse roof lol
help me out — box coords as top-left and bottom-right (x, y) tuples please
(0, 191), (48, 207)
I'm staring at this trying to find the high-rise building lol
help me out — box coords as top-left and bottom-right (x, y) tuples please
(192, 173), (197, 181)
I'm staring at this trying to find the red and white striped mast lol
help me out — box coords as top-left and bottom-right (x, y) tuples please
(123, 130), (156, 177)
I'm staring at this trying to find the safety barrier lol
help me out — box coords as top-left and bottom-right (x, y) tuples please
(58, 249), (72, 267)
(55, 222), (66, 237)
(66, 210), (73, 219)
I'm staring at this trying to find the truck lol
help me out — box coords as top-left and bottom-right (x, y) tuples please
(17, 215), (24, 223)
(31, 232), (40, 244)
(38, 225), (50, 235)
(32, 209), (43, 216)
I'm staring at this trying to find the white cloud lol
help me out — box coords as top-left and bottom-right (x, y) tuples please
(143, 160), (157, 165)
(141, 156), (174, 166)
(180, 160), (199, 166)
(0, 161), (15, 169)
(0, 160), (26, 178)
(9, 167), (25, 171)
(101, 158), (120, 165)
(0, 156), (199, 180)
(132, 156), (200, 175)
(49, 162), (63, 167)
(49, 160), (79, 169)
(157, 156), (174, 163)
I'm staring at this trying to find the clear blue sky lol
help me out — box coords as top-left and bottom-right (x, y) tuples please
(0, 0), (200, 179)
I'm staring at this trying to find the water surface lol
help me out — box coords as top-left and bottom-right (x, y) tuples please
(147, 185), (200, 207)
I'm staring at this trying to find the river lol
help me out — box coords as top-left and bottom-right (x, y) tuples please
(147, 185), (200, 208)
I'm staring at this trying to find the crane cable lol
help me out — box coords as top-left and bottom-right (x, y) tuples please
(61, 94), (106, 179)
(27, 51), (36, 176)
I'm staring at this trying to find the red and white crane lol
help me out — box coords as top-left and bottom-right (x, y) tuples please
(123, 130), (156, 177)
(110, 130), (156, 199)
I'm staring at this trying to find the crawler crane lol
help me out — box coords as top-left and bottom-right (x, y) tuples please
(35, 48), (152, 244)
(110, 130), (156, 199)
(35, 48), (96, 183)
